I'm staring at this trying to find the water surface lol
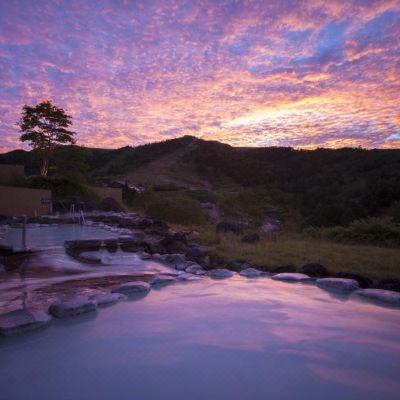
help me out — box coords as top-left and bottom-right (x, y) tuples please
(0, 224), (118, 250)
(0, 276), (399, 400)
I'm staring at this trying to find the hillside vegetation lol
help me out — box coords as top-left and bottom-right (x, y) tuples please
(2, 135), (400, 231)
(2, 135), (400, 280)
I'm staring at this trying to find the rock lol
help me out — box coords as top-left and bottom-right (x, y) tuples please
(49, 297), (97, 318)
(239, 267), (263, 278)
(165, 253), (187, 269)
(148, 274), (176, 285)
(104, 239), (119, 252)
(316, 278), (359, 293)
(241, 233), (260, 244)
(138, 251), (152, 260)
(355, 289), (400, 305)
(271, 273), (312, 282)
(185, 245), (211, 266)
(98, 197), (122, 212)
(0, 309), (52, 336)
(185, 245), (210, 260)
(175, 262), (190, 271)
(151, 253), (165, 262)
(271, 265), (297, 274)
(260, 217), (281, 232)
(376, 278), (400, 293)
(185, 230), (200, 240)
(64, 239), (103, 251)
(176, 272), (201, 281)
(89, 293), (127, 306)
(216, 221), (244, 235)
(300, 263), (329, 278)
(227, 260), (247, 271)
(77, 251), (102, 264)
(208, 268), (235, 279)
(165, 253), (185, 263)
(112, 281), (151, 295)
(201, 202), (220, 222)
(185, 264), (206, 275)
(120, 239), (151, 253)
(159, 233), (188, 254)
(334, 272), (373, 288)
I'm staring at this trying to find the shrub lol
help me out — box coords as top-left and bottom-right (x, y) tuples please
(26, 176), (98, 202)
(304, 217), (400, 247)
(187, 189), (219, 203)
(146, 194), (207, 225)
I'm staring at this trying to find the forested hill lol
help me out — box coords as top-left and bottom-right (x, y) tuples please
(1, 135), (400, 227)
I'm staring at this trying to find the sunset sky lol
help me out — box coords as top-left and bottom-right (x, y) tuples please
(0, 0), (399, 152)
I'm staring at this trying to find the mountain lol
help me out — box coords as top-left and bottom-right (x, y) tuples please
(1, 135), (400, 227)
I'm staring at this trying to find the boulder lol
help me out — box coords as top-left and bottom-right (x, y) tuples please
(316, 278), (359, 293)
(120, 240), (151, 253)
(165, 253), (187, 269)
(77, 251), (102, 264)
(239, 267), (263, 278)
(49, 297), (97, 318)
(151, 253), (165, 262)
(176, 272), (201, 281)
(271, 273), (311, 282)
(355, 289), (400, 305)
(185, 245), (210, 261)
(0, 309), (52, 336)
(89, 293), (127, 306)
(300, 263), (329, 278)
(64, 239), (103, 251)
(138, 251), (152, 260)
(227, 260), (248, 271)
(159, 233), (188, 254)
(376, 278), (400, 293)
(111, 281), (151, 295)
(104, 239), (119, 252)
(271, 265), (297, 274)
(185, 264), (206, 275)
(208, 268), (235, 279)
(148, 274), (177, 285)
(334, 272), (373, 288)
(241, 233), (260, 244)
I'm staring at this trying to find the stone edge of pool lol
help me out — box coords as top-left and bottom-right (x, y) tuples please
(1, 271), (399, 338)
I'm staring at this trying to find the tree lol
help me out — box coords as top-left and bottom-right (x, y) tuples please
(18, 100), (76, 176)
(53, 145), (88, 182)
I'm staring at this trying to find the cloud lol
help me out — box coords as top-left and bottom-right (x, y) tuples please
(0, 0), (399, 151)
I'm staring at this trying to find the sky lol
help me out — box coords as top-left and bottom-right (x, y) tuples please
(0, 0), (399, 152)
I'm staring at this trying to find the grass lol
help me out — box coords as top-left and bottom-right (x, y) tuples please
(185, 226), (400, 281)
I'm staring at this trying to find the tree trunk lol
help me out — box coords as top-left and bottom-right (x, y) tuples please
(40, 158), (49, 177)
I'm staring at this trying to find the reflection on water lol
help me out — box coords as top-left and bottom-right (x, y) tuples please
(0, 277), (399, 400)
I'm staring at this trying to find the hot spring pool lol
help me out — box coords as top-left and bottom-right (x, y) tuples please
(0, 276), (399, 400)
(0, 224), (119, 250)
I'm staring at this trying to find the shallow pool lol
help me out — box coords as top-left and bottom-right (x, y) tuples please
(0, 224), (121, 250)
(0, 276), (399, 400)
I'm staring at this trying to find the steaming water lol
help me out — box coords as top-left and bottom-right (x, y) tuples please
(0, 276), (399, 400)
(0, 225), (176, 313)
